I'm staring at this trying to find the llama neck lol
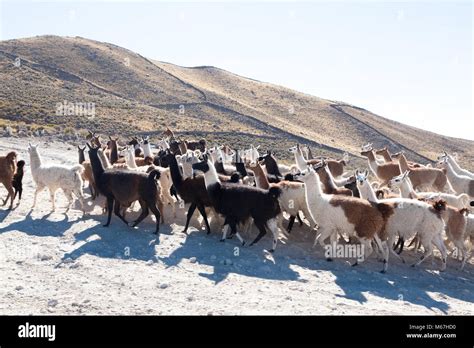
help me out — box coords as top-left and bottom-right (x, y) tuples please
(379, 151), (392, 162)
(127, 150), (138, 168)
(398, 154), (410, 172)
(110, 142), (118, 164)
(252, 163), (270, 189)
(181, 162), (193, 179)
(400, 179), (417, 199)
(444, 161), (458, 181)
(78, 151), (85, 164)
(303, 172), (325, 221)
(447, 155), (462, 172)
(169, 155), (184, 189)
(235, 162), (248, 177)
(143, 143), (152, 158)
(29, 150), (42, 171)
(365, 151), (379, 175)
(266, 156), (282, 176)
(324, 166), (338, 189)
(203, 161), (221, 188)
(98, 150), (112, 169)
(295, 149), (307, 170)
(366, 183), (379, 202)
(89, 150), (105, 184)
(359, 181), (378, 202)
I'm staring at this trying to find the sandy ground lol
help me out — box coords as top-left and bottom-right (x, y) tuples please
(0, 137), (473, 315)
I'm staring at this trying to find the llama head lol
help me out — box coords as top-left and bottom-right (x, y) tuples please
(388, 170), (410, 189)
(27, 143), (38, 154)
(391, 151), (405, 159)
(192, 155), (212, 174)
(5, 151), (17, 163)
(293, 167), (316, 184)
(355, 169), (370, 193)
(17, 160), (26, 168)
(288, 145), (298, 154)
(361, 143), (373, 152)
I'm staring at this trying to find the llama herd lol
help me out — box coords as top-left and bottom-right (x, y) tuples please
(1, 129), (474, 274)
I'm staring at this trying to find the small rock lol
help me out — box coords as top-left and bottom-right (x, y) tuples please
(159, 283), (169, 289)
(187, 296), (194, 302)
(39, 254), (52, 261)
(69, 263), (80, 269)
(210, 255), (217, 261)
(224, 258), (233, 266)
(48, 299), (58, 307)
(145, 260), (154, 266)
(189, 257), (197, 263)
(63, 258), (74, 264)
(15, 286), (23, 291)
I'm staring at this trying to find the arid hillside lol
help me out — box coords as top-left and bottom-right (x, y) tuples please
(0, 35), (472, 167)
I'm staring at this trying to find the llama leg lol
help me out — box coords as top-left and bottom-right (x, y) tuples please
(431, 234), (447, 271)
(267, 218), (279, 252)
(148, 203), (161, 234)
(2, 192), (10, 206)
(76, 189), (85, 214)
(221, 224), (229, 242)
(49, 188), (57, 211)
(373, 235), (389, 273)
(196, 204), (211, 234)
(32, 185), (44, 209)
(249, 221), (267, 247)
(296, 212), (304, 226)
(4, 182), (14, 209)
(64, 190), (74, 211)
(413, 240), (433, 268)
(104, 196), (114, 227)
(132, 201), (149, 228)
(156, 198), (165, 224)
(114, 201), (129, 226)
(453, 240), (466, 270)
(287, 215), (296, 233)
(183, 202), (197, 234)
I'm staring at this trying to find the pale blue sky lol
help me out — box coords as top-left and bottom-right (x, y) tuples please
(1, 0), (472, 140)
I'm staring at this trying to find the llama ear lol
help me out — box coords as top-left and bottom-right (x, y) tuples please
(364, 169), (369, 177)
(86, 142), (92, 150)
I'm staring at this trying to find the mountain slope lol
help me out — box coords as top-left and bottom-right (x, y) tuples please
(0, 35), (472, 168)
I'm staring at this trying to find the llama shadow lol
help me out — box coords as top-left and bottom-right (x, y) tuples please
(300, 249), (474, 314)
(0, 210), (78, 238)
(61, 215), (173, 263)
(159, 229), (303, 284)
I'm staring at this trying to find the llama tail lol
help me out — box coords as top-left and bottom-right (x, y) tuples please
(458, 193), (470, 208)
(268, 186), (282, 199)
